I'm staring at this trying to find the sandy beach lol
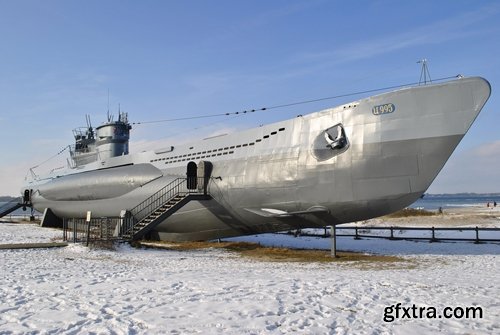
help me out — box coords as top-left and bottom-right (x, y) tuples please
(354, 206), (500, 228)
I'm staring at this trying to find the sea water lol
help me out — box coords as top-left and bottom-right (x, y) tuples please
(411, 194), (500, 210)
(0, 201), (38, 217)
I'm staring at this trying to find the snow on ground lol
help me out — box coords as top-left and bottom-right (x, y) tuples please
(0, 222), (499, 334)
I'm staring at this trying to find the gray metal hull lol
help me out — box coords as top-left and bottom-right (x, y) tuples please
(26, 77), (491, 241)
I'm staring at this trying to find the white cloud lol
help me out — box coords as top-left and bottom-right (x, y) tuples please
(290, 4), (500, 70)
(474, 140), (500, 158)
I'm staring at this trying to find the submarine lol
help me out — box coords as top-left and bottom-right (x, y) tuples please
(22, 76), (491, 241)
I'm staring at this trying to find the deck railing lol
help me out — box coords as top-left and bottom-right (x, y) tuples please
(62, 217), (121, 246)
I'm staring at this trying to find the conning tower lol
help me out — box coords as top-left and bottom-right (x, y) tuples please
(95, 112), (132, 160)
(70, 115), (97, 166)
(70, 112), (132, 167)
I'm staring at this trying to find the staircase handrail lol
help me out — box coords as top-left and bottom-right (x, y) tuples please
(121, 176), (209, 239)
(130, 178), (188, 222)
(0, 197), (23, 212)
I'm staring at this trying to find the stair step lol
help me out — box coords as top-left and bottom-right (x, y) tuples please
(124, 185), (211, 241)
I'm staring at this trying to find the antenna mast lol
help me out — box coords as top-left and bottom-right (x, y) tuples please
(106, 89), (114, 122)
(417, 59), (432, 85)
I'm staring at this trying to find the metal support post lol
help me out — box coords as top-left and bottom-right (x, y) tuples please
(73, 219), (77, 243)
(330, 225), (338, 258)
(62, 219), (67, 241)
(85, 211), (92, 247)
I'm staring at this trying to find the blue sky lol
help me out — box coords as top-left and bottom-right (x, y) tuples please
(1, 0), (500, 196)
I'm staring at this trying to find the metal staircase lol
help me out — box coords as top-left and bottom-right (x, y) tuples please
(120, 177), (210, 241)
(0, 197), (26, 219)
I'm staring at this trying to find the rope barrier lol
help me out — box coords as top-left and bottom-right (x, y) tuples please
(131, 75), (460, 125)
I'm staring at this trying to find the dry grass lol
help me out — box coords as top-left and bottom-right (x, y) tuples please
(136, 240), (407, 265)
(385, 208), (436, 218)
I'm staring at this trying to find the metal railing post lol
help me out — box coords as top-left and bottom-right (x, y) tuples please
(62, 218), (66, 241)
(430, 226), (437, 242)
(354, 227), (360, 240)
(72, 219), (76, 243)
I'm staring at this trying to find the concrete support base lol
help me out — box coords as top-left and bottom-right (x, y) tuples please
(40, 208), (63, 228)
